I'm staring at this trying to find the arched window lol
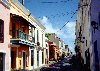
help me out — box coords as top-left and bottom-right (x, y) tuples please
(0, 19), (4, 43)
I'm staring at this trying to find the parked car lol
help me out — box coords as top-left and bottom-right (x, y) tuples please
(49, 62), (71, 71)
(40, 66), (60, 71)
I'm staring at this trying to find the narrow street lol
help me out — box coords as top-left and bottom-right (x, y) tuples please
(0, 0), (100, 71)
(40, 57), (77, 71)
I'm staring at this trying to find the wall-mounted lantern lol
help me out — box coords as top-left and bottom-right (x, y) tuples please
(91, 21), (98, 30)
(37, 42), (40, 46)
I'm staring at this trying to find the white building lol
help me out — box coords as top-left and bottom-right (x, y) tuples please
(29, 16), (46, 69)
(76, 0), (100, 71)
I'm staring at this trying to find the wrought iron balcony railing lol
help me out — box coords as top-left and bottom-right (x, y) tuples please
(10, 30), (35, 43)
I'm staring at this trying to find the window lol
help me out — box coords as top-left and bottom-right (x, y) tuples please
(94, 40), (99, 71)
(42, 34), (43, 47)
(46, 44), (48, 47)
(0, 19), (4, 43)
(37, 51), (39, 66)
(99, 12), (100, 26)
(42, 52), (44, 64)
(33, 28), (35, 42)
(31, 50), (34, 66)
(37, 30), (39, 42)
(86, 40), (87, 46)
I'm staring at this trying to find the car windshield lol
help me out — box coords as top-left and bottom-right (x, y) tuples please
(54, 63), (63, 66)
(42, 68), (60, 71)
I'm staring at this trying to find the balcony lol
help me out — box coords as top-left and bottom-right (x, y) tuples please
(10, 30), (35, 47)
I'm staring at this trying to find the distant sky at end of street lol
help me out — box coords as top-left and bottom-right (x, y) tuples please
(24, 0), (79, 53)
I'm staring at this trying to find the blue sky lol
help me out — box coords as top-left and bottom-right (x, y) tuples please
(24, 0), (79, 53)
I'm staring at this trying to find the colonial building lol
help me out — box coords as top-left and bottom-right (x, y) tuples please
(9, 0), (34, 70)
(3, 0), (46, 70)
(45, 33), (62, 61)
(45, 37), (49, 64)
(76, 0), (100, 71)
(0, 0), (10, 71)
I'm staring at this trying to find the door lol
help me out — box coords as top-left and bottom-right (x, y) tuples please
(31, 50), (34, 66)
(11, 51), (16, 69)
(0, 53), (4, 71)
(22, 52), (26, 69)
(94, 40), (99, 71)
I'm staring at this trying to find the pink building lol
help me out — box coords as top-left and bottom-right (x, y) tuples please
(0, 1), (10, 71)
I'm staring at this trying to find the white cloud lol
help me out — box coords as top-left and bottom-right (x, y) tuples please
(39, 16), (76, 52)
(65, 22), (76, 39)
(40, 16), (59, 33)
(65, 22), (76, 53)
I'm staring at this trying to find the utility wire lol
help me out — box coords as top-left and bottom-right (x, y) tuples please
(57, 9), (78, 32)
(56, 2), (90, 32)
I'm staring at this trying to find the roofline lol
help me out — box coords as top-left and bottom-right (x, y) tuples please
(30, 15), (46, 30)
(0, 0), (11, 9)
(10, 0), (46, 30)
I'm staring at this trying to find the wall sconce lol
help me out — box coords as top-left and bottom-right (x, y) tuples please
(91, 21), (98, 30)
(37, 42), (40, 46)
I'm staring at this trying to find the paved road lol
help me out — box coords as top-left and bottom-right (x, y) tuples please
(33, 61), (56, 71)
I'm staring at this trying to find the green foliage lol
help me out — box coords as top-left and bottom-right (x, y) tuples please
(45, 33), (51, 39)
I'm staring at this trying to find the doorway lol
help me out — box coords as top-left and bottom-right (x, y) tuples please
(0, 53), (5, 71)
(11, 51), (16, 69)
(22, 52), (26, 69)
(94, 40), (99, 71)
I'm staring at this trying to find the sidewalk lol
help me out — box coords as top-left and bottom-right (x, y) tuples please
(13, 61), (56, 71)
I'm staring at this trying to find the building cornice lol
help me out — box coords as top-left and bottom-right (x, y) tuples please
(10, 0), (46, 31)
(10, 0), (30, 15)
(30, 15), (46, 30)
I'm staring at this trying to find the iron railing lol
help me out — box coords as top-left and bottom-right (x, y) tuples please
(11, 30), (35, 43)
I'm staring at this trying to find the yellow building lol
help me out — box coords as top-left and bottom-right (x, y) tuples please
(8, 0), (46, 70)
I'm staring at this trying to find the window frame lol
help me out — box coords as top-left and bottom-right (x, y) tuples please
(0, 19), (4, 43)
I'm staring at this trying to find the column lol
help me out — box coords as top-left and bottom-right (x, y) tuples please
(16, 47), (18, 69)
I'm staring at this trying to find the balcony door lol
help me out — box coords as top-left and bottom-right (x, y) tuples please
(12, 23), (16, 38)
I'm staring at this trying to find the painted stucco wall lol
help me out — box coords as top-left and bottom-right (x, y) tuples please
(91, 0), (100, 70)
(76, 0), (91, 64)
(11, 45), (29, 69)
(76, 0), (100, 71)
(0, 2), (10, 71)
